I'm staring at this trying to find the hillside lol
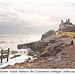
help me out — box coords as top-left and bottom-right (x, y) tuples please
(1, 23), (75, 69)
(2, 38), (75, 69)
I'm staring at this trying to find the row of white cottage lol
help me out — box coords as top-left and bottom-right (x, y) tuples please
(59, 19), (74, 31)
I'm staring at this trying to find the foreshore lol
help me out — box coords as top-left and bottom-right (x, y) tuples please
(1, 36), (75, 69)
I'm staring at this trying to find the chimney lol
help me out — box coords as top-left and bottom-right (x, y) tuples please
(68, 19), (70, 23)
(66, 19), (68, 23)
(61, 20), (63, 23)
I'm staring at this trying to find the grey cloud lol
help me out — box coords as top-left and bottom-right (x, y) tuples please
(0, 3), (75, 34)
(0, 21), (54, 35)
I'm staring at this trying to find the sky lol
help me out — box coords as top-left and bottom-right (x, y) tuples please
(0, 3), (75, 35)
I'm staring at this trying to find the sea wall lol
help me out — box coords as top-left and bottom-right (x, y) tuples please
(17, 41), (48, 52)
(17, 30), (56, 52)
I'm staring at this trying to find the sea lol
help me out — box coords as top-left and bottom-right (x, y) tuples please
(0, 34), (41, 68)
(0, 34), (41, 50)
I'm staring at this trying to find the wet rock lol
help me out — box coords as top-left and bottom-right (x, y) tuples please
(28, 57), (31, 60)
(26, 57), (31, 62)
(38, 41), (65, 57)
(27, 51), (37, 56)
(10, 55), (21, 59)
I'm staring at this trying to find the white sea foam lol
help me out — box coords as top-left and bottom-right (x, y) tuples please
(0, 49), (33, 68)
(0, 34), (41, 68)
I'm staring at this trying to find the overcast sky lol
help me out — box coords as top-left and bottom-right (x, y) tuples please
(0, 3), (75, 35)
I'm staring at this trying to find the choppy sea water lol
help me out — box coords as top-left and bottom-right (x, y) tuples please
(0, 34), (41, 68)
(0, 34), (41, 50)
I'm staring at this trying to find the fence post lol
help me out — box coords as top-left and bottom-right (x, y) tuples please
(7, 48), (10, 62)
(1, 49), (3, 63)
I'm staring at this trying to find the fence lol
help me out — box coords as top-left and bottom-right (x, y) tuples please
(0, 48), (10, 63)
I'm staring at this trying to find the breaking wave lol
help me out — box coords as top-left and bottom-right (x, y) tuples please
(0, 34), (41, 50)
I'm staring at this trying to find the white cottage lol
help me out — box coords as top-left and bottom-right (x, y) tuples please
(59, 19), (74, 31)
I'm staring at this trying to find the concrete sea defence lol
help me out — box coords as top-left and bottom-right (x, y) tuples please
(17, 41), (48, 52)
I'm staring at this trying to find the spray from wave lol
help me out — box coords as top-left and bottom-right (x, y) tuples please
(0, 34), (41, 68)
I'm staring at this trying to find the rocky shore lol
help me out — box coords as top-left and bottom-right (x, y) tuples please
(1, 30), (75, 69)
(2, 43), (75, 69)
